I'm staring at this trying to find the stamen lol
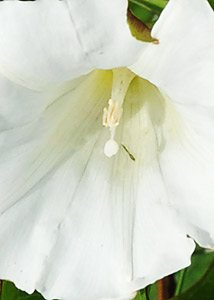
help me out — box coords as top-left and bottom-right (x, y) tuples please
(103, 99), (122, 128)
(103, 68), (135, 158)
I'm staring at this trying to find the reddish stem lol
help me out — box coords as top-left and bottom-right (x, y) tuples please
(157, 275), (176, 300)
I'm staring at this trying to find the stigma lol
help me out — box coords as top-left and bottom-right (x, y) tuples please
(102, 68), (135, 158)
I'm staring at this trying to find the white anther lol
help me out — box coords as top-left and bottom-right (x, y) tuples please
(103, 99), (122, 128)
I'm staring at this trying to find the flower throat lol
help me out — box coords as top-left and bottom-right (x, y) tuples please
(103, 68), (135, 158)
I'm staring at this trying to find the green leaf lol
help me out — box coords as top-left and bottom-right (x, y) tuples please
(129, 0), (168, 14)
(127, 9), (159, 43)
(208, 0), (214, 10)
(133, 247), (214, 300)
(134, 287), (153, 300)
(175, 249), (214, 293)
(1, 281), (45, 300)
(129, 2), (158, 24)
(128, 0), (168, 25)
(170, 258), (214, 300)
(128, 0), (168, 42)
(1, 281), (59, 300)
(134, 291), (147, 300)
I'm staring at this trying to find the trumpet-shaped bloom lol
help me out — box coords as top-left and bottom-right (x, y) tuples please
(0, 0), (214, 300)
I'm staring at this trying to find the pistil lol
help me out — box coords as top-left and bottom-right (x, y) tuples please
(103, 68), (135, 157)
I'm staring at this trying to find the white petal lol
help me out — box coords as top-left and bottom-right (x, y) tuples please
(0, 72), (52, 130)
(130, 0), (214, 247)
(130, 0), (214, 107)
(0, 0), (144, 90)
(0, 1), (92, 90)
(158, 100), (214, 248)
(0, 69), (89, 131)
(117, 77), (195, 288)
(0, 70), (124, 299)
(63, 0), (145, 69)
(0, 73), (195, 300)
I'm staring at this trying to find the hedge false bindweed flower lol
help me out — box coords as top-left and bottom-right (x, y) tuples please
(0, 0), (214, 299)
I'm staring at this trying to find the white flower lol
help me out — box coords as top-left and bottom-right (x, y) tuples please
(0, 0), (214, 300)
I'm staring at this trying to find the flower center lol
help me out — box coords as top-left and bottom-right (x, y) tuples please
(102, 68), (135, 157)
